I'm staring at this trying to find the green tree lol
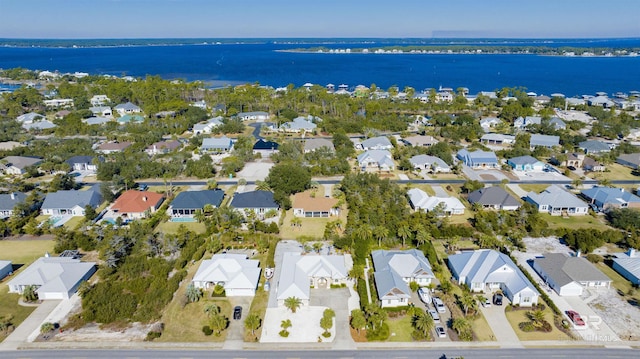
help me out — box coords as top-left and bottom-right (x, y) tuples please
(185, 283), (203, 303)
(284, 296), (302, 313)
(244, 313), (261, 337)
(23, 285), (39, 302)
(40, 322), (55, 334)
(350, 309), (366, 334)
(209, 313), (229, 336)
(412, 311), (434, 337)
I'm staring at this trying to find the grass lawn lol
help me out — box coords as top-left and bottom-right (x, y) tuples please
(471, 313), (495, 341)
(63, 216), (85, 230)
(518, 184), (549, 193)
(430, 173), (465, 180)
(157, 259), (231, 342)
(279, 208), (347, 240)
(542, 214), (612, 231)
(156, 221), (207, 235)
(245, 287), (269, 342)
(0, 238), (55, 343)
(596, 262), (637, 300)
(504, 307), (572, 341)
(592, 163), (640, 181)
(406, 184), (435, 196)
(386, 315), (414, 342)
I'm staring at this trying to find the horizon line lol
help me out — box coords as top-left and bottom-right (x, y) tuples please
(1, 36), (640, 41)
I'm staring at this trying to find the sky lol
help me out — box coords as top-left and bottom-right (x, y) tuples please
(1, 0), (639, 39)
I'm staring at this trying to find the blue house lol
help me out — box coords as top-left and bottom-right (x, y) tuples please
(507, 155), (545, 172)
(169, 190), (225, 218)
(456, 149), (499, 169)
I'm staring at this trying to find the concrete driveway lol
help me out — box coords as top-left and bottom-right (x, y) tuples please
(310, 287), (355, 349)
(408, 290), (452, 342)
(478, 300), (522, 347)
(223, 296), (253, 349)
(0, 300), (61, 351)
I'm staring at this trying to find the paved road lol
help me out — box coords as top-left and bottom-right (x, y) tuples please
(1, 348), (638, 358)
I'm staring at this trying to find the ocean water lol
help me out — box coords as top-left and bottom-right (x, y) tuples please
(1, 38), (639, 96)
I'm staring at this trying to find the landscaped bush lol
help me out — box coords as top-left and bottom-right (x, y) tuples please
(365, 322), (390, 341)
(145, 331), (162, 341)
(279, 330), (289, 337)
(519, 321), (535, 332)
(202, 325), (213, 336)
(356, 279), (369, 307)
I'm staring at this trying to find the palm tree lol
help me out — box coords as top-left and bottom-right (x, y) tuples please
(194, 209), (206, 223)
(22, 285), (39, 302)
(204, 303), (220, 317)
(284, 297), (302, 313)
(350, 310), (366, 334)
(452, 317), (472, 338)
(374, 226), (389, 248)
(280, 319), (292, 332)
(209, 313), (229, 336)
(528, 309), (546, 328)
(185, 283), (203, 303)
(244, 313), (261, 337)
(460, 293), (477, 316)
(397, 223), (411, 248)
(415, 228), (432, 247)
(412, 311), (434, 337)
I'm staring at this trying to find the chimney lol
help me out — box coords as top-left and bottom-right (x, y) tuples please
(629, 248), (637, 257)
(10, 192), (15, 200)
(575, 249), (582, 257)
(142, 196), (147, 202)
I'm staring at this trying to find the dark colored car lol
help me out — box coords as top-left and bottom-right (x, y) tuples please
(233, 306), (242, 320)
(493, 293), (503, 306)
(566, 310), (585, 326)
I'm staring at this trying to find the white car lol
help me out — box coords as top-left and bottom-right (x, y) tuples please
(432, 297), (446, 313)
(418, 287), (431, 303)
(435, 326), (447, 338)
(482, 298), (491, 307)
(428, 309), (440, 323)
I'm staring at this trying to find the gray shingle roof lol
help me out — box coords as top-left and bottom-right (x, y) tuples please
(304, 138), (335, 152)
(533, 253), (610, 287)
(0, 192), (27, 211)
(579, 140), (611, 154)
(530, 134), (560, 147)
(41, 189), (102, 210)
(1, 156), (43, 170)
(230, 190), (278, 209)
(467, 187), (521, 208)
(507, 155), (541, 166)
(170, 190), (224, 210)
(361, 136), (392, 150)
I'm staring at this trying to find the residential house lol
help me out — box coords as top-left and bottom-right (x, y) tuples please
(467, 187), (521, 211)
(448, 249), (539, 306)
(532, 253), (611, 296)
(303, 138), (335, 153)
(117, 114), (144, 124)
(236, 111), (269, 121)
(110, 190), (164, 220)
(168, 189), (224, 218)
(90, 95), (111, 106)
(145, 140), (181, 155)
(16, 112), (45, 124)
(359, 136), (393, 151)
(252, 139), (279, 157)
(7, 256), (96, 300)
(83, 117), (111, 126)
(0, 141), (24, 151)
(580, 187), (640, 212)
(480, 117), (501, 132)
(507, 155), (545, 172)
(612, 249), (640, 285)
(292, 190), (339, 218)
(529, 134), (560, 149)
(22, 120), (57, 131)
(89, 106), (113, 118)
(190, 100), (208, 110)
(279, 117), (317, 133)
(0, 260), (11, 280)
(514, 116), (542, 130)
(562, 153), (584, 168)
(372, 249), (435, 308)
(54, 110), (71, 120)
(548, 117), (567, 130)
(617, 153), (640, 170)
(404, 135), (438, 147)
(409, 154), (451, 173)
(525, 185), (589, 216)
(480, 134), (516, 145)
(0, 192), (28, 219)
(582, 157), (606, 172)
(579, 140), (611, 154)
(95, 141), (132, 154)
(456, 149), (499, 169)
(192, 253), (260, 296)
(66, 155), (100, 173)
(41, 189), (102, 217)
(229, 190), (279, 219)
(43, 99), (74, 108)
(114, 102), (141, 116)
(276, 252), (347, 306)
(587, 95), (615, 108)
(201, 136), (233, 153)
(356, 150), (395, 171)
(193, 116), (223, 135)
(1, 156), (42, 175)
(407, 188), (465, 215)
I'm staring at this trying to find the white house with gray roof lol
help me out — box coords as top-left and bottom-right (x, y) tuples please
(579, 140), (611, 154)
(532, 253), (611, 296)
(192, 253), (260, 296)
(357, 150), (395, 171)
(467, 186), (520, 211)
(1, 156), (42, 175)
(7, 256), (96, 300)
(507, 155), (545, 172)
(529, 134), (560, 149)
(114, 102), (141, 116)
(408, 188), (465, 216)
(0, 192), (28, 219)
(481, 133), (516, 145)
(193, 116), (223, 135)
(409, 154), (450, 173)
(303, 138), (335, 153)
(514, 116), (542, 130)
(236, 111), (269, 121)
(456, 149), (499, 169)
(276, 252), (347, 306)
(201, 136), (233, 152)
(41, 189), (102, 217)
(580, 187), (640, 212)
(525, 185), (588, 216)
(372, 249), (435, 308)
(448, 249), (539, 306)
(279, 117), (317, 133)
(612, 249), (640, 285)
(359, 136), (393, 151)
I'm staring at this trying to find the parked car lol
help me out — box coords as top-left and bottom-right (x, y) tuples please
(432, 296), (446, 313)
(482, 298), (491, 307)
(565, 310), (585, 326)
(493, 293), (503, 306)
(418, 287), (431, 304)
(428, 309), (441, 323)
(233, 306), (242, 320)
(435, 326), (447, 338)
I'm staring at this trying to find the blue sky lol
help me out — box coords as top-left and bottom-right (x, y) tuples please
(1, 0), (639, 39)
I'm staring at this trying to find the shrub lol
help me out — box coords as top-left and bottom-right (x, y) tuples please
(145, 331), (162, 341)
(202, 325), (213, 336)
(586, 253), (603, 263)
(40, 322), (55, 334)
(519, 321), (535, 332)
(322, 331), (331, 338)
(279, 330), (289, 337)
(366, 322), (390, 341)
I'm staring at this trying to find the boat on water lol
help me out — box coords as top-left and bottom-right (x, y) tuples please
(264, 267), (274, 279)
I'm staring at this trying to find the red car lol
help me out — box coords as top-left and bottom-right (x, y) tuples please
(565, 310), (585, 326)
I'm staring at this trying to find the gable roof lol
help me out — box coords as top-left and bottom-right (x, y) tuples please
(357, 149), (395, 168)
(456, 149), (498, 166)
(1, 156), (43, 170)
(526, 185), (587, 209)
(83, 117), (111, 125)
(404, 135), (438, 147)
(533, 253), (610, 287)
(409, 155), (450, 169)
(292, 190), (338, 212)
(253, 139), (280, 150)
(96, 141), (132, 152)
(170, 190), (225, 210)
(111, 190), (164, 214)
(230, 190), (278, 209)
(41, 189), (102, 210)
(280, 117), (317, 131)
(580, 187), (640, 207)
(407, 188), (465, 213)
(361, 136), (392, 150)
(7, 256), (96, 296)
(507, 155), (544, 166)
(0, 192), (27, 211)
(579, 140), (611, 153)
(202, 136), (233, 150)
(304, 138), (335, 152)
(192, 253), (260, 291)
(146, 140), (181, 152)
(114, 102), (140, 111)
(468, 186), (521, 208)
(66, 155), (97, 166)
(530, 134), (560, 147)
(277, 252), (347, 301)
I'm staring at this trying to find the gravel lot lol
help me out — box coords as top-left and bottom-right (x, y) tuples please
(586, 289), (640, 340)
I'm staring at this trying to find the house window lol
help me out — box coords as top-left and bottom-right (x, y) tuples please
(522, 296), (531, 303)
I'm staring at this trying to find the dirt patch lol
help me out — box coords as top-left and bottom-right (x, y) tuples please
(521, 236), (569, 255)
(3, 234), (55, 241)
(480, 174), (496, 180)
(586, 289), (640, 340)
(349, 325), (368, 342)
(53, 322), (154, 342)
